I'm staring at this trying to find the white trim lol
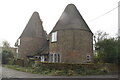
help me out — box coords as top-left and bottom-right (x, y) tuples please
(18, 39), (21, 46)
(86, 55), (91, 62)
(56, 54), (58, 62)
(49, 53), (61, 63)
(51, 31), (57, 42)
(41, 56), (45, 62)
(16, 48), (19, 58)
(53, 54), (55, 62)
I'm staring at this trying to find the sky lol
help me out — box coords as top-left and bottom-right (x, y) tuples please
(0, 0), (119, 47)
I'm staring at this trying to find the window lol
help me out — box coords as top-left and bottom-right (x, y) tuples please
(35, 56), (40, 59)
(16, 48), (18, 53)
(54, 54), (57, 62)
(41, 56), (45, 62)
(51, 31), (57, 42)
(16, 48), (19, 58)
(18, 39), (21, 46)
(49, 54), (53, 62)
(49, 53), (61, 63)
(86, 55), (91, 63)
(58, 54), (60, 62)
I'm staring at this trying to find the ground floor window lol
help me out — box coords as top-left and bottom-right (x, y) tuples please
(49, 53), (60, 63)
(86, 55), (91, 63)
(34, 55), (48, 62)
(40, 55), (48, 62)
(41, 56), (45, 62)
(35, 56), (40, 59)
(49, 54), (53, 62)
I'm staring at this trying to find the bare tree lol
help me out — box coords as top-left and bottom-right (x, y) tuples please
(94, 30), (109, 43)
(2, 41), (10, 48)
(94, 30), (109, 50)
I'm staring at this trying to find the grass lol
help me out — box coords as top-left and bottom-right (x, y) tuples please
(3, 65), (35, 74)
(3, 64), (118, 76)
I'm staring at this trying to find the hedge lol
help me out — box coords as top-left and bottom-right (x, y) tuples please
(14, 58), (35, 67)
(33, 61), (119, 73)
(11, 60), (119, 75)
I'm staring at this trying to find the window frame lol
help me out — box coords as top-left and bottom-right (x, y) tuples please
(18, 39), (21, 46)
(51, 31), (57, 42)
(86, 55), (91, 62)
(41, 55), (45, 62)
(49, 54), (53, 62)
(49, 53), (61, 63)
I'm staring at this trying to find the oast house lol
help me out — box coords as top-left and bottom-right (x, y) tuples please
(15, 4), (93, 63)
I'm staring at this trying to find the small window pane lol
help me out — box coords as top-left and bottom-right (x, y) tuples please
(54, 54), (57, 62)
(58, 54), (60, 62)
(49, 54), (53, 62)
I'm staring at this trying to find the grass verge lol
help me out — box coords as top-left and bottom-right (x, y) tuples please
(3, 65), (36, 74)
(3, 64), (115, 76)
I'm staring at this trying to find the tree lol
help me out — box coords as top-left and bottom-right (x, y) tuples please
(2, 41), (14, 64)
(96, 38), (118, 64)
(2, 49), (13, 64)
(94, 30), (108, 50)
(118, 38), (120, 64)
(94, 31), (119, 64)
(2, 41), (10, 48)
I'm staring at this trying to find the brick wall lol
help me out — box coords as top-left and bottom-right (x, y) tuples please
(49, 29), (93, 63)
(18, 37), (47, 58)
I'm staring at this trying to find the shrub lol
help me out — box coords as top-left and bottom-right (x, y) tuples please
(5, 61), (119, 76)
(14, 59), (24, 67)
(2, 49), (14, 64)
(74, 66), (85, 74)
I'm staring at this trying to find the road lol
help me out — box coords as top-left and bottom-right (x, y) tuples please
(0, 64), (2, 80)
(1, 66), (119, 79)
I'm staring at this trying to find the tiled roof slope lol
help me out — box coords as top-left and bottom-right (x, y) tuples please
(20, 12), (46, 38)
(52, 4), (92, 33)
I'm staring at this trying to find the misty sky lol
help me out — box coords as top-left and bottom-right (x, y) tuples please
(0, 0), (119, 47)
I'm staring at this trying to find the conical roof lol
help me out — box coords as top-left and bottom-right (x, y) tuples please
(51, 4), (92, 33)
(20, 12), (46, 38)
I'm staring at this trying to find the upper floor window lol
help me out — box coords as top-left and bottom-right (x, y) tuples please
(18, 39), (21, 46)
(51, 31), (57, 42)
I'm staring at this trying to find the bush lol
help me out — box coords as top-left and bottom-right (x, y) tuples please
(2, 49), (14, 64)
(8, 58), (15, 65)
(14, 59), (24, 66)
(75, 66), (85, 74)
(5, 61), (119, 76)
(32, 62), (118, 76)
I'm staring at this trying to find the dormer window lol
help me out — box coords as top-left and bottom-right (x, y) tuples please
(51, 31), (57, 42)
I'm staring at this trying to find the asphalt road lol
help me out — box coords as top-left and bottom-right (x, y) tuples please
(1, 66), (119, 79)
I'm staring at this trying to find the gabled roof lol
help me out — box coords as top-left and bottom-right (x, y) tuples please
(20, 12), (46, 38)
(51, 4), (92, 33)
